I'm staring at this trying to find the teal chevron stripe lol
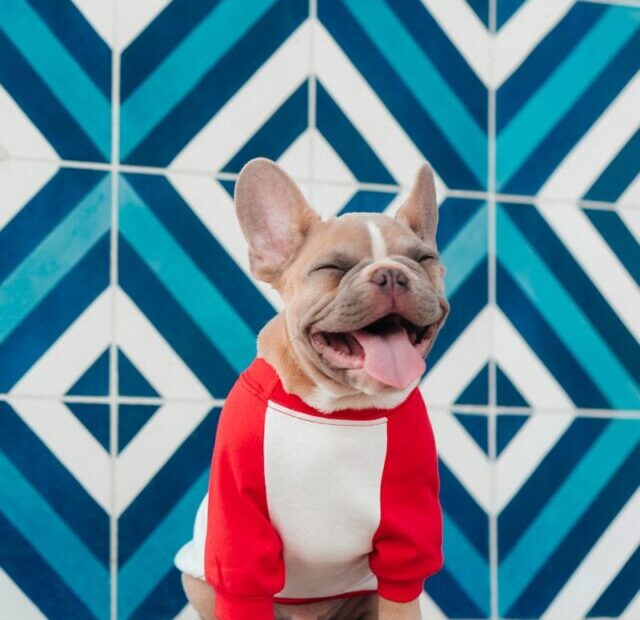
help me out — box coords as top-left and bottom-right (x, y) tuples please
(342, 0), (486, 185)
(0, 176), (110, 344)
(499, 419), (640, 612)
(119, 0), (277, 158)
(119, 179), (255, 371)
(1, 0), (111, 158)
(0, 453), (109, 619)
(442, 204), (487, 297)
(497, 6), (640, 187)
(443, 511), (490, 615)
(498, 207), (640, 408)
(118, 469), (208, 618)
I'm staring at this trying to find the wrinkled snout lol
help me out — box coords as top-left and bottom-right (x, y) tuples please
(370, 266), (409, 300)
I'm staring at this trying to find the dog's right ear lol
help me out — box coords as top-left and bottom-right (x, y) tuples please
(235, 158), (320, 284)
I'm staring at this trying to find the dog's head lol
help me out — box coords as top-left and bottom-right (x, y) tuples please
(236, 158), (449, 411)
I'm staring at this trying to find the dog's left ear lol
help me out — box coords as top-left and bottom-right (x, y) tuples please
(395, 163), (438, 246)
(235, 158), (320, 284)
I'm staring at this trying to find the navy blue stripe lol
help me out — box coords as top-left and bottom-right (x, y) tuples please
(0, 236), (109, 392)
(0, 513), (96, 620)
(496, 365), (529, 407)
(0, 169), (106, 283)
(222, 82), (307, 173)
(118, 408), (219, 564)
(119, 349), (160, 398)
(586, 208), (640, 288)
(455, 365), (489, 406)
(319, 0), (482, 190)
(0, 32), (105, 161)
(27, 0), (111, 97)
(128, 566), (186, 620)
(123, 0), (306, 166)
(502, 31), (640, 195)
(589, 545), (640, 617)
(497, 3), (604, 131)
(496, 0), (527, 29)
(429, 259), (487, 368)
(440, 460), (489, 558)
(387, 0), (487, 128)
(124, 173), (275, 335)
(425, 567), (487, 618)
(118, 404), (160, 453)
(66, 402), (110, 451)
(121, 0), (222, 98)
(454, 411), (489, 454)
(467, 0), (489, 27)
(504, 204), (640, 387)
(498, 417), (610, 558)
(67, 349), (110, 396)
(0, 402), (110, 566)
(507, 439), (640, 617)
(436, 198), (484, 249)
(119, 237), (239, 398)
(496, 263), (610, 408)
(496, 414), (529, 456)
(316, 81), (395, 184)
(585, 129), (640, 203)
(338, 190), (396, 215)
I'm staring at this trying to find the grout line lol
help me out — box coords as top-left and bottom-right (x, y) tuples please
(580, 0), (640, 6)
(4, 154), (638, 211)
(308, 0), (317, 203)
(109, 8), (120, 618)
(0, 393), (226, 407)
(430, 404), (640, 419)
(487, 0), (499, 616)
(1, 391), (638, 418)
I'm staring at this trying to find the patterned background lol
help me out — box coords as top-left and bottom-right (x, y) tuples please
(1, 0), (639, 618)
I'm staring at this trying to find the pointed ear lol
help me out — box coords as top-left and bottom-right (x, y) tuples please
(395, 162), (439, 246)
(235, 158), (320, 283)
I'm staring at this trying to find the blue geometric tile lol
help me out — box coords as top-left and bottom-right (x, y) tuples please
(117, 172), (274, 399)
(496, 2), (640, 200)
(0, 0), (111, 161)
(119, 0), (309, 169)
(0, 165), (111, 397)
(117, 406), (220, 619)
(317, 0), (488, 190)
(497, 414), (640, 618)
(427, 413), (491, 617)
(497, 201), (640, 410)
(66, 402), (111, 451)
(0, 400), (111, 619)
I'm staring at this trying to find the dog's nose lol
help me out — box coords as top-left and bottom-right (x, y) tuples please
(370, 267), (409, 292)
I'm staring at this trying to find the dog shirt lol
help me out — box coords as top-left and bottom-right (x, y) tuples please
(190, 358), (442, 620)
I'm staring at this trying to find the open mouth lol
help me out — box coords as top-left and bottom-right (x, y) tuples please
(310, 314), (439, 390)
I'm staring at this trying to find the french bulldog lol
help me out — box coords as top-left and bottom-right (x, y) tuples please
(176, 158), (449, 620)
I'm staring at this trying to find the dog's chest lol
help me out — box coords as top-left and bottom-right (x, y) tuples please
(263, 401), (388, 597)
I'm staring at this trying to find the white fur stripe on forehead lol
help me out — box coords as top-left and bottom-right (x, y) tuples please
(366, 221), (388, 261)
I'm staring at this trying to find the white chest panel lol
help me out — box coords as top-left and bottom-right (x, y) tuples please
(264, 402), (388, 598)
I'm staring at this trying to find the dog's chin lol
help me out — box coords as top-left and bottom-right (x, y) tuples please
(307, 312), (441, 394)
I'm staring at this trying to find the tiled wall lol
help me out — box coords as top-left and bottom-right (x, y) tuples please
(1, 1), (639, 618)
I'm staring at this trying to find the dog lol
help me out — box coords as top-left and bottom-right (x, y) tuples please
(175, 158), (449, 620)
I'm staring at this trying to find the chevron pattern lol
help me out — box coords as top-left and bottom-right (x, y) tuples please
(1, 0), (639, 618)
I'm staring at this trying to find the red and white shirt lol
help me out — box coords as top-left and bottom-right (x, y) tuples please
(175, 358), (443, 620)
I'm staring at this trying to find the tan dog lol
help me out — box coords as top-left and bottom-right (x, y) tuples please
(177, 158), (449, 620)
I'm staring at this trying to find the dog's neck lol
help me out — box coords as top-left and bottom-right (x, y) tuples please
(257, 314), (417, 413)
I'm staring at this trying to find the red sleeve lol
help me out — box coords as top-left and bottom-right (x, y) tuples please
(369, 391), (443, 602)
(204, 378), (284, 620)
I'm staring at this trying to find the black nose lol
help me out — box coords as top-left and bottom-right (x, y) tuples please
(370, 267), (409, 291)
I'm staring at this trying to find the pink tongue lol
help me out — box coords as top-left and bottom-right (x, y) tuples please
(353, 325), (425, 389)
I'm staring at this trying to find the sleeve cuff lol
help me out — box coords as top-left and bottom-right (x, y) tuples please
(377, 578), (424, 603)
(214, 590), (274, 620)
